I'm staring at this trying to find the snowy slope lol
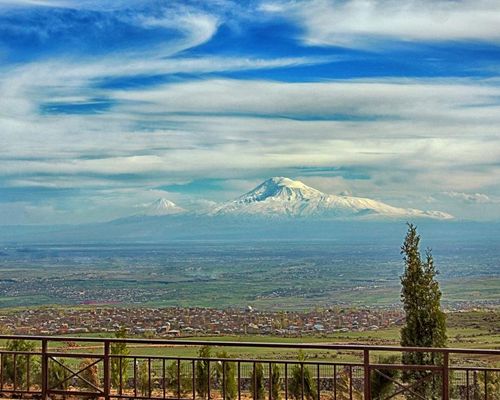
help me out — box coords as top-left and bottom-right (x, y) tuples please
(210, 177), (453, 220)
(138, 198), (186, 216)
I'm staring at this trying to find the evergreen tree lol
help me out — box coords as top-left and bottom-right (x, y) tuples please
(196, 345), (212, 399)
(110, 327), (130, 391)
(250, 363), (265, 400)
(166, 360), (192, 396)
(400, 223), (447, 399)
(270, 363), (281, 400)
(288, 352), (317, 400)
(215, 351), (237, 400)
(4, 339), (39, 390)
(48, 358), (71, 392)
(137, 360), (150, 397)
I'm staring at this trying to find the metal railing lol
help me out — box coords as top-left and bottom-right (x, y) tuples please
(0, 335), (498, 399)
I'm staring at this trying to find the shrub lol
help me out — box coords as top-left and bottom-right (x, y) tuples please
(78, 358), (100, 396)
(334, 367), (362, 400)
(166, 360), (193, 396)
(472, 370), (500, 400)
(3, 339), (40, 389)
(370, 355), (399, 399)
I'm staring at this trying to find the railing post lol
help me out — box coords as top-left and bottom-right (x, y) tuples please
(442, 351), (449, 400)
(364, 349), (371, 400)
(41, 339), (48, 400)
(104, 340), (110, 400)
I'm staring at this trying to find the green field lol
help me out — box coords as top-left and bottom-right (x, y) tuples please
(0, 240), (498, 310)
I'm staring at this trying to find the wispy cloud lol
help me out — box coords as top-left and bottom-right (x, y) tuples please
(112, 78), (500, 126)
(0, 0), (69, 7)
(262, 0), (500, 47)
(443, 191), (496, 204)
(3, 78), (499, 190)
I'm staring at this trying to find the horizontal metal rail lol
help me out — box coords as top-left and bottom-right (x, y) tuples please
(0, 335), (497, 399)
(0, 334), (498, 355)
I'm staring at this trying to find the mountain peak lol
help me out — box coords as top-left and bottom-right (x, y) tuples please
(265, 176), (317, 190)
(238, 177), (324, 204)
(266, 176), (303, 186)
(140, 198), (186, 216)
(213, 177), (453, 220)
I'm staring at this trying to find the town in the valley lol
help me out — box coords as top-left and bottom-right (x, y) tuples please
(1, 306), (406, 337)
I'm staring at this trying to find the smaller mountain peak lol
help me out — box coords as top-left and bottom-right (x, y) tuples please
(154, 198), (177, 208)
(140, 198), (186, 216)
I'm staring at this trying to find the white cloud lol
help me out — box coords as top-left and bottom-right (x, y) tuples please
(443, 191), (495, 204)
(2, 77), (499, 193)
(0, 0), (69, 7)
(135, 12), (219, 48)
(262, 0), (500, 46)
(113, 78), (500, 126)
(0, 2), (224, 78)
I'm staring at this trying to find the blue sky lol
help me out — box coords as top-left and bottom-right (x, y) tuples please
(0, 0), (499, 223)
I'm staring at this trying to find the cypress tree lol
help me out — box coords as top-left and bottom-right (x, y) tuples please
(110, 327), (130, 391)
(215, 351), (237, 400)
(288, 352), (317, 400)
(400, 223), (447, 399)
(270, 363), (282, 400)
(196, 345), (212, 399)
(250, 363), (266, 400)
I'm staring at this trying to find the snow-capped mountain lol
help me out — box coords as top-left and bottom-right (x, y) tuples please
(2, 178), (458, 243)
(210, 177), (453, 220)
(138, 198), (186, 216)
